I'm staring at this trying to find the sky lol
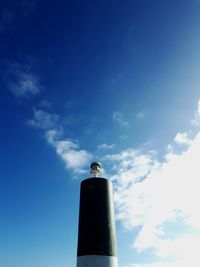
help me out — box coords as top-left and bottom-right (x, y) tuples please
(0, 0), (200, 267)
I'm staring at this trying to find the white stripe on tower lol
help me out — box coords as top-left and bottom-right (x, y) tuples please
(77, 255), (118, 267)
(76, 162), (118, 267)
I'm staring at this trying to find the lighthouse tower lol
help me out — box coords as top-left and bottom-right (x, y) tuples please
(76, 162), (118, 267)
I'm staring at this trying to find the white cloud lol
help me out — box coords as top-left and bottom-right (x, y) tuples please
(127, 263), (178, 267)
(113, 112), (129, 128)
(5, 62), (43, 97)
(105, 149), (159, 228)
(174, 132), (192, 146)
(126, 261), (191, 267)
(46, 129), (92, 173)
(191, 98), (200, 126)
(98, 143), (116, 150)
(127, 236), (200, 267)
(28, 109), (59, 130)
(28, 109), (92, 173)
(105, 100), (200, 267)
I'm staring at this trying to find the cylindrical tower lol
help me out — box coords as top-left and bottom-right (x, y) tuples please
(76, 162), (118, 267)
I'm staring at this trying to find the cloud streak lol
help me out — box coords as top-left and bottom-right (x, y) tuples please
(98, 143), (116, 150)
(46, 129), (92, 173)
(113, 111), (129, 128)
(191, 99), (200, 126)
(174, 132), (192, 146)
(5, 62), (43, 98)
(28, 109), (59, 130)
(28, 108), (92, 173)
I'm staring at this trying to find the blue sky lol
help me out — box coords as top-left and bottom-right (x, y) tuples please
(1, 1), (200, 267)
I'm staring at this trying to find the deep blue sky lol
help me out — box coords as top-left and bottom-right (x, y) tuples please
(1, 1), (200, 267)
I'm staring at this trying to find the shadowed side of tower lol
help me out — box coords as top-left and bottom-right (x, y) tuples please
(76, 162), (118, 267)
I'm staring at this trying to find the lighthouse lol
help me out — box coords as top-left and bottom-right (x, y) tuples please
(76, 162), (118, 267)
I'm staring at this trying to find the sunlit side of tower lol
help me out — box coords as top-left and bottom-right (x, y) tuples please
(76, 162), (118, 267)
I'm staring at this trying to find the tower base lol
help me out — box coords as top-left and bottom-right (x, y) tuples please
(77, 255), (118, 267)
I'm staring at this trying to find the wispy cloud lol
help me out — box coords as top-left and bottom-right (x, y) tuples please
(191, 98), (200, 126)
(46, 129), (92, 173)
(113, 111), (129, 128)
(104, 99), (200, 267)
(28, 108), (92, 173)
(126, 264), (179, 267)
(38, 100), (52, 109)
(126, 258), (200, 267)
(174, 132), (192, 146)
(98, 143), (116, 150)
(136, 111), (145, 120)
(28, 109), (59, 130)
(5, 62), (43, 98)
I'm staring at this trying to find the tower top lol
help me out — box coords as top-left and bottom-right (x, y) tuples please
(90, 162), (101, 177)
